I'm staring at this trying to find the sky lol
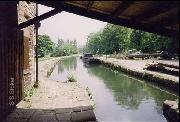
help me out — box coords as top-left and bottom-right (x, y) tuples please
(38, 5), (107, 46)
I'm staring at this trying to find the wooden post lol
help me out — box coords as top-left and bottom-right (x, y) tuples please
(0, 1), (18, 119)
(35, 4), (41, 86)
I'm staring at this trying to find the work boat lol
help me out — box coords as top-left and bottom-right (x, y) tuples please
(82, 53), (93, 63)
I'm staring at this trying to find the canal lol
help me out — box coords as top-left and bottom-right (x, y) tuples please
(49, 56), (177, 122)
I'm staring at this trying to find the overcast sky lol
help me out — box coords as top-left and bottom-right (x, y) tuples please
(38, 5), (107, 46)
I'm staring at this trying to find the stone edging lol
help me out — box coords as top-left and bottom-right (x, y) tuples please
(163, 100), (179, 122)
(97, 58), (179, 94)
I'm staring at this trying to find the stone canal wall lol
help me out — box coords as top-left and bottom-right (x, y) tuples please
(95, 57), (179, 94)
(163, 100), (179, 122)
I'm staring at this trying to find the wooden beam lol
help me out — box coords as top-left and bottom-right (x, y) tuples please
(154, 13), (179, 27)
(35, 1), (64, 8)
(111, 1), (133, 18)
(18, 8), (63, 29)
(34, 1), (179, 38)
(86, 1), (94, 12)
(136, 1), (178, 21)
(61, 3), (178, 38)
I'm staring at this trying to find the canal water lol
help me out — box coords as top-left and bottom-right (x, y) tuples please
(49, 57), (177, 122)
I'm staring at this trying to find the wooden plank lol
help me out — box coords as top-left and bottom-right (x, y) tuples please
(61, 3), (178, 38)
(35, 1), (179, 38)
(86, 1), (94, 12)
(0, 21), (4, 119)
(18, 8), (63, 29)
(23, 36), (30, 71)
(33, 1), (178, 38)
(136, 1), (178, 21)
(5, 31), (8, 114)
(36, 1), (64, 8)
(19, 31), (24, 100)
(16, 30), (24, 103)
(111, 1), (134, 18)
(0, 2), (18, 119)
(153, 12), (179, 27)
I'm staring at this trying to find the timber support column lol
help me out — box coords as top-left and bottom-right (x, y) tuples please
(34, 3), (41, 86)
(34, 21), (41, 86)
(0, 1), (19, 119)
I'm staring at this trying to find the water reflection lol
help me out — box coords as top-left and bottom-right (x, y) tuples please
(57, 57), (77, 73)
(144, 85), (177, 115)
(87, 65), (177, 114)
(50, 57), (178, 121)
(88, 65), (148, 110)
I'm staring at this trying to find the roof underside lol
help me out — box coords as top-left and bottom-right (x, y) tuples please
(36, 1), (179, 38)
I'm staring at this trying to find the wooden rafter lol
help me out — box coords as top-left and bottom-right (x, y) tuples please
(136, 1), (178, 21)
(18, 8), (63, 29)
(86, 1), (94, 12)
(154, 13), (179, 27)
(61, 3), (178, 38)
(36, 1), (64, 8)
(30, 1), (179, 38)
(111, 1), (134, 18)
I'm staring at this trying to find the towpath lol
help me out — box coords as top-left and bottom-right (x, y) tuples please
(3, 56), (96, 122)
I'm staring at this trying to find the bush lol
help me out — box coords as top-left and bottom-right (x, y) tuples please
(67, 74), (77, 82)
(37, 35), (54, 57)
(86, 87), (93, 99)
(51, 39), (78, 57)
(24, 87), (37, 98)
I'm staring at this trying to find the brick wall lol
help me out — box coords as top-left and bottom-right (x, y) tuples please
(17, 1), (37, 90)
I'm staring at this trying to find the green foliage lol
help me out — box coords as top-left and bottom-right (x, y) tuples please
(84, 23), (173, 55)
(47, 66), (55, 77)
(84, 24), (132, 54)
(134, 31), (172, 53)
(86, 87), (93, 99)
(67, 74), (77, 82)
(24, 87), (37, 98)
(129, 30), (144, 50)
(37, 35), (78, 57)
(176, 97), (179, 103)
(37, 35), (54, 57)
(51, 38), (78, 57)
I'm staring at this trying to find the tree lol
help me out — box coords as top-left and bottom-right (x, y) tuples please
(84, 23), (173, 55)
(37, 35), (54, 57)
(84, 24), (132, 54)
(129, 30), (144, 50)
(51, 39), (78, 57)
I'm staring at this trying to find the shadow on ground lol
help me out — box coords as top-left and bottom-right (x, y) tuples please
(3, 105), (96, 122)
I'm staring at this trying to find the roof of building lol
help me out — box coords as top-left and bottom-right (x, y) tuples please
(34, 1), (179, 38)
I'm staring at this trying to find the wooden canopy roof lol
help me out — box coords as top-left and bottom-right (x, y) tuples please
(25, 1), (179, 38)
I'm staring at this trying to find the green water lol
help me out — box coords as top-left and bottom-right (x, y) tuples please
(49, 57), (178, 122)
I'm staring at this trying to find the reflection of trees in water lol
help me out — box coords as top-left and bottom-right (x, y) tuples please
(87, 65), (147, 110)
(83, 63), (100, 68)
(144, 84), (177, 115)
(58, 61), (64, 73)
(57, 57), (77, 73)
(87, 65), (177, 113)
